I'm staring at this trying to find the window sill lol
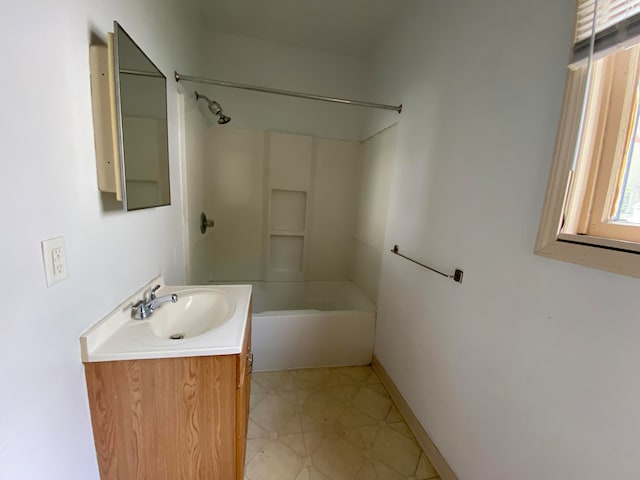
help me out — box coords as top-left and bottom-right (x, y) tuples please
(535, 234), (640, 279)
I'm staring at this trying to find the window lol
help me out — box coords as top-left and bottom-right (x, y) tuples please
(536, 0), (640, 278)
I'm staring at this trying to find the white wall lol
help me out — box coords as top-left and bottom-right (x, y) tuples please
(0, 1), (200, 478)
(367, 1), (640, 479)
(193, 32), (369, 141)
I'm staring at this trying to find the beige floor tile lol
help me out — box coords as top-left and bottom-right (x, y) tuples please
(312, 433), (366, 480)
(388, 421), (415, 440)
(302, 391), (346, 426)
(352, 387), (393, 420)
(278, 374), (298, 391)
(308, 466), (333, 480)
(358, 424), (380, 448)
(278, 390), (300, 405)
(279, 413), (304, 434)
(355, 461), (378, 480)
(303, 431), (326, 455)
(340, 426), (365, 448)
(250, 393), (267, 411)
(253, 370), (293, 390)
(295, 368), (333, 389)
(351, 408), (380, 426)
(372, 427), (421, 476)
(295, 467), (310, 480)
(247, 419), (269, 439)
(385, 404), (403, 423)
(368, 382), (391, 398)
(251, 379), (268, 394)
(297, 388), (317, 405)
(245, 437), (269, 464)
(246, 439), (303, 480)
(321, 370), (344, 387)
(324, 385), (359, 402)
(372, 459), (405, 480)
(301, 413), (326, 433)
(251, 393), (297, 433)
(366, 371), (382, 384)
(415, 452), (439, 479)
(246, 367), (433, 480)
(280, 433), (307, 457)
(337, 366), (373, 384)
(334, 410), (356, 431)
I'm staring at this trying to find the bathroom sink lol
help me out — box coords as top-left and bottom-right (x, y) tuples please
(80, 279), (251, 362)
(149, 287), (235, 340)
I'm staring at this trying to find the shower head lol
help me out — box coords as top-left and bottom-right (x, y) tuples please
(194, 91), (231, 125)
(206, 100), (222, 116)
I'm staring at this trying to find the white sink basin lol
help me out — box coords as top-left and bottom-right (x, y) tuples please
(80, 278), (251, 362)
(148, 287), (235, 340)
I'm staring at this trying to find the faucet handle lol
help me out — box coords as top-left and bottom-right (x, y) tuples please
(149, 284), (162, 301)
(132, 299), (152, 320)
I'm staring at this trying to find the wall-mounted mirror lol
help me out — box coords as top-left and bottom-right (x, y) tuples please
(114, 22), (170, 211)
(89, 22), (170, 211)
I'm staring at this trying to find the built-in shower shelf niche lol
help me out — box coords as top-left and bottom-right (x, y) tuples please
(270, 230), (305, 236)
(270, 189), (307, 232)
(268, 189), (308, 280)
(269, 235), (304, 272)
(265, 132), (313, 281)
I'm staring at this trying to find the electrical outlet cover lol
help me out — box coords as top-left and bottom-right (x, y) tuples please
(42, 237), (68, 286)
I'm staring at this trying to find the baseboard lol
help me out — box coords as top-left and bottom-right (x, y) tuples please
(372, 355), (458, 480)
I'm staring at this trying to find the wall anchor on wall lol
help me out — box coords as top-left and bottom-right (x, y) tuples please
(200, 212), (215, 234)
(391, 245), (463, 284)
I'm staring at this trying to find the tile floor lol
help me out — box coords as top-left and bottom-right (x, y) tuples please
(245, 365), (440, 480)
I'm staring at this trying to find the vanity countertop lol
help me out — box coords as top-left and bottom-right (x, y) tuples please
(80, 277), (252, 363)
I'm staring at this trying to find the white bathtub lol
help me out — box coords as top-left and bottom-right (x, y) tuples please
(247, 281), (376, 371)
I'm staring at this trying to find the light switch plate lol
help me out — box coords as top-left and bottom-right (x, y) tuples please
(42, 237), (68, 286)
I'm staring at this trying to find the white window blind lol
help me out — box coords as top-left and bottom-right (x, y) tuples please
(573, 0), (640, 63)
(575, 0), (640, 42)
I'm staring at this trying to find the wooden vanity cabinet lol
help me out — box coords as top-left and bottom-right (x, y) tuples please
(84, 314), (252, 480)
(236, 310), (252, 475)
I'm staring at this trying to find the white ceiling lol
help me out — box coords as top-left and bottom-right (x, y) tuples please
(197, 0), (406, 58)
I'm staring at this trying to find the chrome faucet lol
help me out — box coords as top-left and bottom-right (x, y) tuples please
(131, 284), (178, 320)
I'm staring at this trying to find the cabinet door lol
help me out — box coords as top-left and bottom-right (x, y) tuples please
(85, 356), (236, 480)
(236, 301), (252, 479)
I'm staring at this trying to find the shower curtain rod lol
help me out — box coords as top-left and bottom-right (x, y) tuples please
(174, 71), (402, 113)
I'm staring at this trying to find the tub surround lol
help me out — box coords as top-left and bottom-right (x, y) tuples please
(184, 121), (397, 308)
(250, 280), (375, 313)
(253, 309), (374, 371)
(80, 276), (252, 362)
(250, 281), (376, 371)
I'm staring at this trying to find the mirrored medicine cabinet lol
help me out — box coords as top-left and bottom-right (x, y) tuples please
(89, 21), (170, 211)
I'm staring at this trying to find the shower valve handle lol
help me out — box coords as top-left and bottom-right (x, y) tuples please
(200, 212), (215, 234)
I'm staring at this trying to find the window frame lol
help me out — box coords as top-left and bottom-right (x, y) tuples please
(535, 62), (640, 278)
(579, 46), (640, 242)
